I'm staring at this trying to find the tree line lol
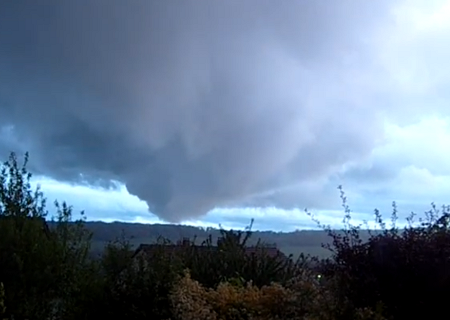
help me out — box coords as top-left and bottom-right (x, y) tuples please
(0, 152), (449, 320)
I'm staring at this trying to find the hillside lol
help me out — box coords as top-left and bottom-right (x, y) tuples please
(66, 221), (372, 259)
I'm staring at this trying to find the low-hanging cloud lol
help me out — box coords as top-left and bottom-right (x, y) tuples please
(0, 0), (422, 222)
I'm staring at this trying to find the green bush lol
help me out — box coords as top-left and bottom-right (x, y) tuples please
(0, 153), (92, 319)
(309, 186), (450, 320)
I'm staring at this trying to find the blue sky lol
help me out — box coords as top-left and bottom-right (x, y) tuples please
(2, 0), (450, 231)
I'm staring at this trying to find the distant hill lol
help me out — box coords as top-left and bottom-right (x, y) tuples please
(50, 221), (373, 259)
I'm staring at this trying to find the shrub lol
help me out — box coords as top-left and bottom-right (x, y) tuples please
(309, 186), (450, 320)
(0, 152), (92, 319)
(177, 221), (301, 290)
(170, 269), (384, 320)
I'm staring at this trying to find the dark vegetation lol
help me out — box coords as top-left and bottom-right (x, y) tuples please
(1, 152), (450, 319)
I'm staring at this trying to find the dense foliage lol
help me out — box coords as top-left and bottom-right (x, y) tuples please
(0, 152), (449, 319)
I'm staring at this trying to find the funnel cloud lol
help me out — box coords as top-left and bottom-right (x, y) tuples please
(0, 0), (402, 222)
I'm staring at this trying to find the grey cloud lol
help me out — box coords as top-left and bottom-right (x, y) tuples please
(0, 0), (399, 222)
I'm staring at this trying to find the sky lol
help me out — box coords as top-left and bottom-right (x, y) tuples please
(1, 0), (450, 231)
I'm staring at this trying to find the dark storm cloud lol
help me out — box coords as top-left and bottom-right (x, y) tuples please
(0, 0), (397, 222)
